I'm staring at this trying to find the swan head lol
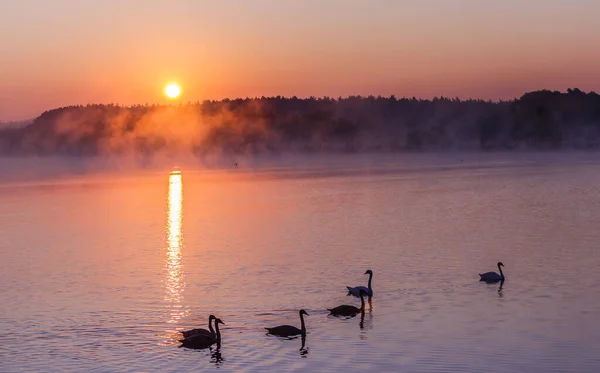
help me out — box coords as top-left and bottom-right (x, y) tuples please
(209, 314), (216, 321)
(215, 318), (225, 326)
(299, 309), (309, 317)
(497, 262), (505, 268)
(364, 269), (373, 275)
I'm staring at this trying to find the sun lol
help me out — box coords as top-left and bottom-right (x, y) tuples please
(165, 83), (181, 99)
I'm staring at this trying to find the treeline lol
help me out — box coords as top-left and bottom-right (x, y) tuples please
(1, 88), (599, 156)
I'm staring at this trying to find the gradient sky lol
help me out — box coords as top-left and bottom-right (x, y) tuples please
(1, 0), (599, 120)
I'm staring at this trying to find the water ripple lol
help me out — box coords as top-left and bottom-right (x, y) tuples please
(2, 159), (600, 372)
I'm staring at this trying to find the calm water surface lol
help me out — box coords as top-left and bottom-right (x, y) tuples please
(1, 155), (600, 372)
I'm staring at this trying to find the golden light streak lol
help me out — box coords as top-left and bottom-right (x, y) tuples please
(163, 169), (186, 343)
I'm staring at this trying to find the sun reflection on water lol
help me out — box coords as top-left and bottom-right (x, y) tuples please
(163, 169), (187, 343)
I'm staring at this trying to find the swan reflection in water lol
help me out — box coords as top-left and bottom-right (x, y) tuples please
(262, 329), (309, 357)
(184, 340), (226, 367)
(359, 298), (374, 338)
(211, 348), (225, 366)
(359, 309), (366, 330)
(497, 279), (505, 296)
(299, 334), (309, 357)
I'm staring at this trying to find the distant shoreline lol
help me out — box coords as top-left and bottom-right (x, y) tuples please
(1, 88), (599, 157)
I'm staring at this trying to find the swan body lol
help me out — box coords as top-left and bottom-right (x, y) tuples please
(181, 314), (215, 339)
(479, 262), (505, 282)
(346, 269), (373, 297)
(329, 290), (367, 317)
(266, 309), (309, 338)
(180, 318), (224, 349)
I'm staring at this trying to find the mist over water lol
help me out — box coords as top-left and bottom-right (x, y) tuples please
(1, 151), (600, 184)
(2, 90), (600, 159)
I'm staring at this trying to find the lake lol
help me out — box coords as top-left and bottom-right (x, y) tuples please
(1, 153), (600, 372)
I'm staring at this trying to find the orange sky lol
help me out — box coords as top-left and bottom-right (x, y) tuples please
(1, 0), (599, 120)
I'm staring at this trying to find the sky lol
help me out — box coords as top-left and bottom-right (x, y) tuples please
(0, 0), (599, 120)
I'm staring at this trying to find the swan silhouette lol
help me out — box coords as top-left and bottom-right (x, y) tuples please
(265, 309), (309, 338)
(346, 269), (373, 297)
(179, 318), (224, 349)
(181, 314), (216, 339)
(479, 262), (505, 282)
(329, 289), (367, 317)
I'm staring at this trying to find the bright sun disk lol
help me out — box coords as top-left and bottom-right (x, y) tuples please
(165, 83), (181, 99)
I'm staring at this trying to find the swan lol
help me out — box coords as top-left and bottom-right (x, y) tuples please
(265, 309), (309, 338)
(479, 262), (505, 282)
(329, 289), (367, 317)
(179, 318), (224, 349)
(346, 269), (373, 297)
(181, 314), (215, 339)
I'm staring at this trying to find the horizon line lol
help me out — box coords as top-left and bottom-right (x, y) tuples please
(1, 87), (597, 123)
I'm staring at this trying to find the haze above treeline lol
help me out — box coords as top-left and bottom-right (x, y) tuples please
(1, 88), (599, 158)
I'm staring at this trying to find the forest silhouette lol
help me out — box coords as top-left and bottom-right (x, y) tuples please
(1, 88), (599, 157)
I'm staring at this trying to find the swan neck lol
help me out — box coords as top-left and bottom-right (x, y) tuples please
(498, 264), (504, 278)
(209, 318), (215, 335)
(299, 312), (306, 334)
(214, 322), (221, 341)
(367, 272), (373, 290)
